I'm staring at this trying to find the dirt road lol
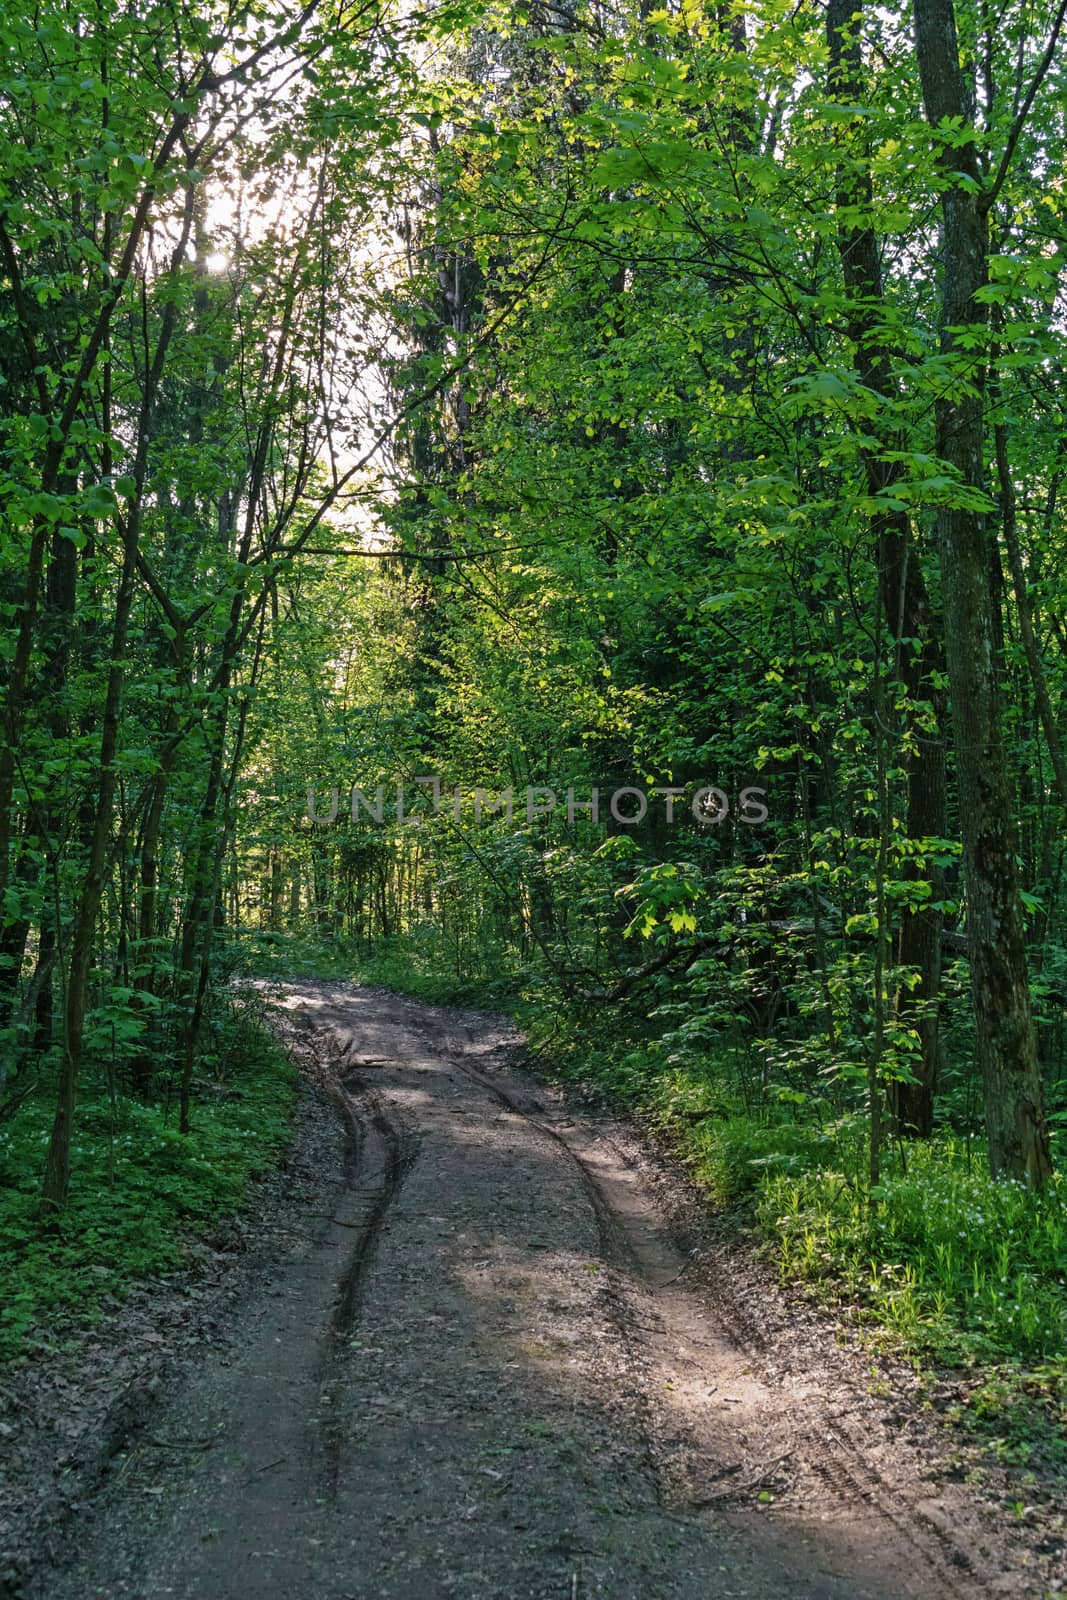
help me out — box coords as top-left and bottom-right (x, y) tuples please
(29, 982), (1038, 1599)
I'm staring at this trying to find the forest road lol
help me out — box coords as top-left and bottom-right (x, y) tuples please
(33, 981), (1033, 1600)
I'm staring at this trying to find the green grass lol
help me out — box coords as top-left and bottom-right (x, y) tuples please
(759, 1145), (1067, 1365)
(346, 942), (500, 1006)
(226, 927), (359, 980)
(0, 1003), (297, 1367)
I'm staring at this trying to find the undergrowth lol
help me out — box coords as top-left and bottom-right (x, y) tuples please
(0, 998), (296, 1367)
(235, 927), (520, 1008)
(759, 1147), (1067, 1365)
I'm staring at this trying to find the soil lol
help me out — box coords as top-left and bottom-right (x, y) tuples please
(3, 980), (1063, 1598)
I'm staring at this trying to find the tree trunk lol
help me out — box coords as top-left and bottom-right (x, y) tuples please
(827, 0), (947, 1136)
(913, 0), (1051, 1184)
(41, 524), (138, 1212)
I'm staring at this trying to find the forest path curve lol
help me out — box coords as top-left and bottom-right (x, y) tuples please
(31, 980), (1032, 1600)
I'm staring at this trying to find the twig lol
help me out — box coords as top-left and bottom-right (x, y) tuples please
(691, 1450), (794, 1507)
(145, 1435), (215, 1452)
(654, 1263), (692, 1289)
(982, 0), (1067, 212)
(237, 1455), (288, 1488)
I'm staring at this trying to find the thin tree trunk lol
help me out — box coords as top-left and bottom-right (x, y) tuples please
(827, 0), (947, 1137)
(40, 524), (138, 1212)
(991, 409), (1067, 810)
(41, 184), (196, 1209)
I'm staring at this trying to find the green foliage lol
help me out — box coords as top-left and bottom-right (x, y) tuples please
(0, 1006), (296, 1366)
(233, 925), (520, 1006)
(351, 936), (520, 1008)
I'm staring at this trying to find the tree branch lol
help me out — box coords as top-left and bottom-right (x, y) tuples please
(981, 0), (1067, 213)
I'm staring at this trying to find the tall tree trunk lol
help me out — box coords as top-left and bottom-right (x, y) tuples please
(913, 0), (1051, 1184)
(175, 700), (231, 1135)
(40, 525), (138, 1212)
(827, 0), (947, 1136)
(41, 184), (195, 1207)
(27, 524), (81, 1052)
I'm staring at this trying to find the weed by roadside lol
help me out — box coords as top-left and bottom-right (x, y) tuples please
(0, 1001), (296, 1366)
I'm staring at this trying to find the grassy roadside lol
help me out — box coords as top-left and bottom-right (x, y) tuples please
(0, 997), (297, 1368)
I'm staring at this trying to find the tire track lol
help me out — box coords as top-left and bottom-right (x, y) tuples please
(310, 1046), (420, 1497)
(330, 1080), (420, 1337)
(792, 1421), (977, 1591)
(443, 1053), (636, 1268)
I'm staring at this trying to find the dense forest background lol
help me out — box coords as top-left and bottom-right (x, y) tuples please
(3, 0), (1067, 1409)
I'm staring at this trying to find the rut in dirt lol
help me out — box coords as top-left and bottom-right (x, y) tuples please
(27, 981), (1037, 1600)
(317, 1072), (420, 1497)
